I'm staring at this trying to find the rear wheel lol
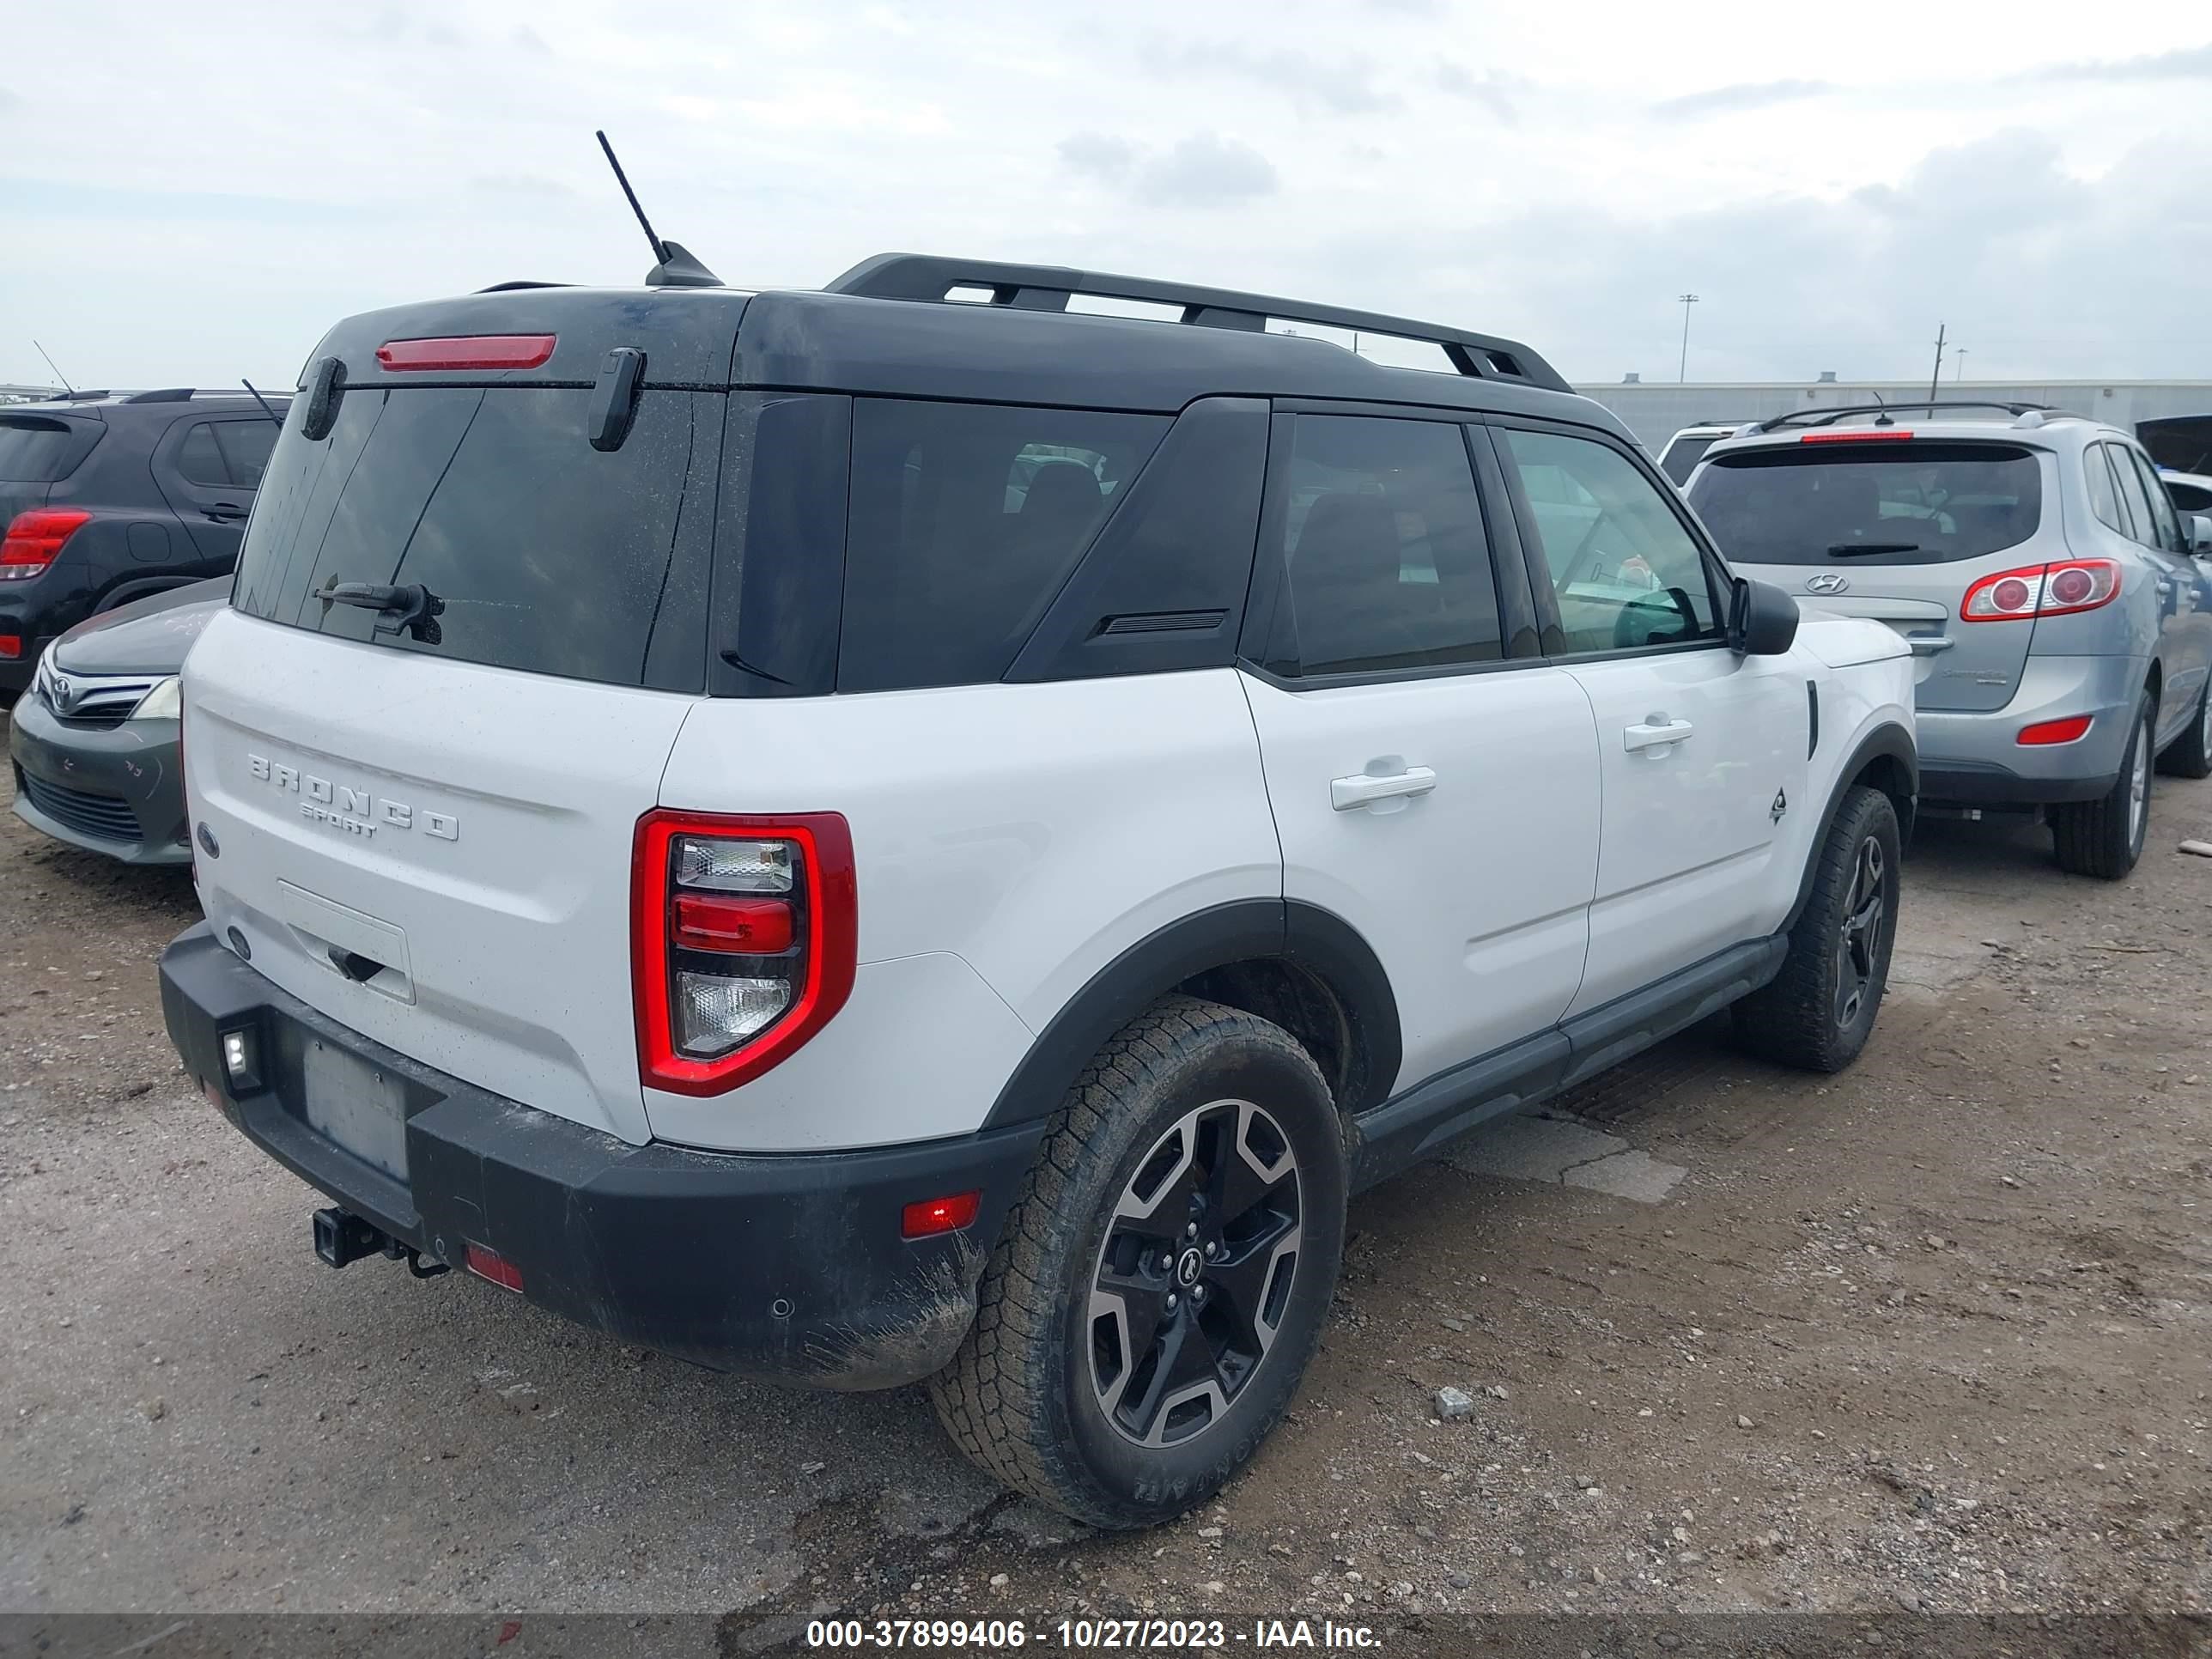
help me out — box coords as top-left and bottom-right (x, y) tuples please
(2051, 696), (2154, 878)
(1733, 785), (1900, 1073)
(928, 996), (1346, 1528)
(2156, 677), (2212, 781)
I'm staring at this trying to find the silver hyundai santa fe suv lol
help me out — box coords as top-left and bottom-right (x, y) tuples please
(1690, 403), (2212, 878)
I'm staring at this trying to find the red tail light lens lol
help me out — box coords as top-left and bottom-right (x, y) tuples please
(633, 810), (857, 1095)
(2018, 715), (2094, 745)
(0, 636), (19, 659)
(902, 1191), (981, 1239)
(374, 334), (556, 371)
(1961, 559), (2120, 622)
(1, 508), (91, 579)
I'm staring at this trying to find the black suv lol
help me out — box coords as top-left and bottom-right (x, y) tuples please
(0, 389), (286, 695)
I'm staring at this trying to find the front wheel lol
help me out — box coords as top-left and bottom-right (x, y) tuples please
(1733, 784), (1901, 1073)
(2051, 695), (2154, 878)
(928, 996), (1346, 1528)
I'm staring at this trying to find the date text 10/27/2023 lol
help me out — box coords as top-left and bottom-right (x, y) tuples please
(805, 1618), (1384, 1650)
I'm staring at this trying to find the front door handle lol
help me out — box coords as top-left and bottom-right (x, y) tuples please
(1624, 717), (1694, 752)
(1330, 765), (1437, 811)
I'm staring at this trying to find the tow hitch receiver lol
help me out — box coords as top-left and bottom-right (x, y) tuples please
(313, 1206), (448, 1277)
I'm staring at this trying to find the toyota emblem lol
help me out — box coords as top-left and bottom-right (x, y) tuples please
(51, 676), (75, 712)
(1805, 573), (1850, 595)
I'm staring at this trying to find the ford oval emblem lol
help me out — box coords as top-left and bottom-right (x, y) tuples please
(1805, 573), (1850, 595)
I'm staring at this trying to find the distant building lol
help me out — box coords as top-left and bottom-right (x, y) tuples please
(1576, 377), (2212, 462)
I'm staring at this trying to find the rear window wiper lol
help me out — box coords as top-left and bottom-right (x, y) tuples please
(317, 580), (445, 644)
(1826, 541), (1922, 557)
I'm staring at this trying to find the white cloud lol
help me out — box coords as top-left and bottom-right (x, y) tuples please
(0, 0), (2207, 387)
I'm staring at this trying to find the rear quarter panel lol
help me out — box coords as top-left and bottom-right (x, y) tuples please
(649, 670), (1282, 1152)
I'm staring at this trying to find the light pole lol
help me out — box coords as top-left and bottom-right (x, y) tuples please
(1677, 294), (1699, 383)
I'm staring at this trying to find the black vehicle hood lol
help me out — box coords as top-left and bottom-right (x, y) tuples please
(52, 579), (231, 675)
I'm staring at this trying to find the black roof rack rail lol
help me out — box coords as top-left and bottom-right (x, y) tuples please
(1753, 399), (2053, 434)
(119, 387), (195, 404)
(823, 252), (1573, 394)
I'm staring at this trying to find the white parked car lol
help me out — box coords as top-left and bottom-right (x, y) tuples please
(160, 255), (1917, 1527)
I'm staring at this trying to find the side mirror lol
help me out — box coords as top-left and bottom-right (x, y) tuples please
(1729, 577), (1800, 656)
(2187, 513), (2212, 557)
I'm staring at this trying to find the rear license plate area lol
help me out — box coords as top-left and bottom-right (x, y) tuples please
(299, 1037), (410, 1182)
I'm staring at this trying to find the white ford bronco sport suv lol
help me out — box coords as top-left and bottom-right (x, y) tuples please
(161, 254), (1917, 1528)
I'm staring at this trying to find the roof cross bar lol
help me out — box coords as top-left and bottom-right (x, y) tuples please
(1753, 399), (2057, 433)
(823, 252), (1571, 393)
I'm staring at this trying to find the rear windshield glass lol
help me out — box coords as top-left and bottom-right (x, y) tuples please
(1659, 434), (1718, 485)
(1689, 442), (2043, 566)
(0, 416), (100, 483)
(234, 386), (708, 689)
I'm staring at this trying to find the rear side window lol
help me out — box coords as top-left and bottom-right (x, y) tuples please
(2123, 447), (2181, 551)
(837, 400), (1168, 692)
(234, 386), (714, 690)
(1267, 416), (1502, 678)
(1689, 442), (2043, 566)
(216, 421), (279, 489)
(2103, 442), (2156, 547)
(2170, 479), (2212, 514)
(174, 423), (229, 486)
(0, 415), (100, 483)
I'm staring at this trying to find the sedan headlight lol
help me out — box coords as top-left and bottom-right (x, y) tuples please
(131, 677), (182, 721)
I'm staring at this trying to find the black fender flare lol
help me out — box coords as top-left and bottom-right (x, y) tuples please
(1784, 720), (1917, 933)
(980, 899), (1402, 1128)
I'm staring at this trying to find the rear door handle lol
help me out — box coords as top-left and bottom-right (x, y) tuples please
(1624, 718), (1694, 752)
(203, 503), (247, 523)
(1330, 765), (1437, 811)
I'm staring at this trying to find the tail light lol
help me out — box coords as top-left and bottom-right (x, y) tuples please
(632, 810), (857, 1095)
(0, 636), (19, 659)
(1, 508), (91, 580)
(1961, 558), (2120, 622)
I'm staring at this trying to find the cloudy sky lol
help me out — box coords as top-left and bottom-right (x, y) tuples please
(4, 0), (2210, 392)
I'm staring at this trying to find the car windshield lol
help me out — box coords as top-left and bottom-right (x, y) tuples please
(1689, 441), (2043, 566)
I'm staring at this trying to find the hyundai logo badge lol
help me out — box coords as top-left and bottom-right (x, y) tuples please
(1805, 573), (1850, 595)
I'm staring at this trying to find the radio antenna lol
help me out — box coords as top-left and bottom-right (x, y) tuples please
(33, 339), (75, 395)
(594, 130), (720, 288)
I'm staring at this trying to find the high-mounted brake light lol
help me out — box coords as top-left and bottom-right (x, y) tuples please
(1, 508), (91, 579)
(1960, 558), (2120, 622)
(633, 810), (857, 1096)
(374, 334), (556, 372)
(1800, 429), (1914, 444)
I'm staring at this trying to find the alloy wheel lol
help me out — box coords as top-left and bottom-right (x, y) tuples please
(2130, 714), (2152, 849)
(1833, 835), (1887, 1030)
(1087, 1099), (1303, 1448)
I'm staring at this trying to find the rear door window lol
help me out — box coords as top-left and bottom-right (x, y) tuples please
(2105, 442), (2157, 548)
(2123, 447), (2183, 552)
(837, 399), (1168, 691)
(215, 420), (279, 489)
(1689, 442), (2043, 567)
(1263, 415), (1503, 678)
(174, 422), (230, 487)
(233, 386), (717, 690)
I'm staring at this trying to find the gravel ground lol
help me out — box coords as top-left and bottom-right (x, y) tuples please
(3, 704), (2208, 1642)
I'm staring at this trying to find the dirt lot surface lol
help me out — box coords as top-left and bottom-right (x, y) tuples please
(3, 703), (2209, 1644)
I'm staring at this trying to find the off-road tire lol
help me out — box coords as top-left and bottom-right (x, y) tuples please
(1732, 785), (1900, 1073)
(2051, 695), (2154, 879)
(927, 995), (1346, 1528)
(2156, 678), (2212, 781)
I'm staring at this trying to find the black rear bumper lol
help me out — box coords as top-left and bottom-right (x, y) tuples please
(1920, 762), (2117, 809)
(159, 923), (1046, 1389)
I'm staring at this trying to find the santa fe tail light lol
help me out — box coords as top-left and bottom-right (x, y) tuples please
(1, 508), (91, 580)
(1960, 558), (2120, 622)
(632, 810), (857, 1095)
